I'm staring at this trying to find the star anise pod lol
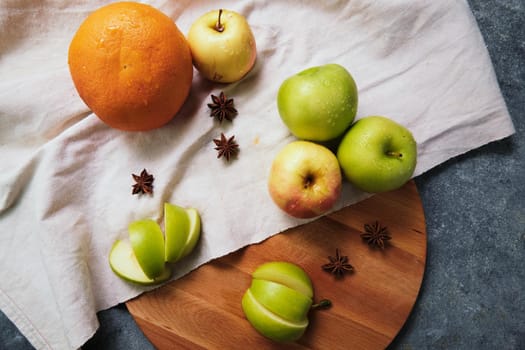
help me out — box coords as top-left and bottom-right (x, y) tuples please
(207, 91), (237, 123)
(322, 249), (354, 278)
(361, 221), (391, 249)
(132, 169), (154, 195)
(213, 133), (239, 161)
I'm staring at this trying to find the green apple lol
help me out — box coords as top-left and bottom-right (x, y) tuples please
(268, 140), (342, 219)
(252, 261), (313, 298)
(128, 219), (166, 279)
(109, 240), (172, 285)
(277, 63), (358, 141)
(337, 116), (417, 193)
(187, 9), (257, 83)
(164, 203), (201, 263)
(242, 261), (313, 342)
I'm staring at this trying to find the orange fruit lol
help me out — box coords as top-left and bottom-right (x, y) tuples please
(68, 2), (193, 131)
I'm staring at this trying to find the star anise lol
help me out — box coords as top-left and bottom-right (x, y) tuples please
(361, 221), (391, 249)
(322, 249), (354, 278)
(132, 169), (154, 195)
(207, 91), (237, 123)
(213, 133), (239, 161)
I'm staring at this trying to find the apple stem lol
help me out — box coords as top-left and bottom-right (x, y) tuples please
(311, 299), (332, 310)
(215, 9), (225, 32)
(386, 151), (403, 158)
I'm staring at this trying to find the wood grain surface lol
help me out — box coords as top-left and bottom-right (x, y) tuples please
(126, 180), (427, 349)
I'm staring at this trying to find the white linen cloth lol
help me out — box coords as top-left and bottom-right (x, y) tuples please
(0, 0), (514, 348)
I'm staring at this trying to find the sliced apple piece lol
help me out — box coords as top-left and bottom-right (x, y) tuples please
(242, 289), (308, 342)
(252, 261), (313, 298)
(164, 203), (190, 263)
(128, 219), (166, 279)
(164, 204), (201, 262)
(178, 207), (201, 259)
(249, 279), (312, 323)
(109, 240), (172, 285)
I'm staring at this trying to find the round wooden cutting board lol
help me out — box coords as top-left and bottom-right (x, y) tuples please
(126, 180), (427, 349)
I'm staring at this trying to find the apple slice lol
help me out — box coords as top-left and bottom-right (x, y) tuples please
(178, 207), (201, 259)
(164, 204), (201, 263)
(249, 279), (312, 323)
(128, 219), (166, 279)
(242, 289), (308, 342)
(252, 261), (313, 298)
(164, 203), (190, 263)
(109, 240), (172, 285)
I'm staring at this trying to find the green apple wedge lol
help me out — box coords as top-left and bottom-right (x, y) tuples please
(178, 207), (201, 259)
(109, 240), (172, 285)
(242, 289), (309, 343)
(128, 219), (166, 279)
(164, 203), (190, 263)
(164, 203), (201, 263)
(252, 261), (313, 298)
(248, 279), (312, 323)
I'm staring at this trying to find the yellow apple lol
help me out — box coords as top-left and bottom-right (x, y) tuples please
(268, 141), (342, 218)
(109, 203), (201, 285)
(187, 9), (257, 83)
(242, 289), (309, 343)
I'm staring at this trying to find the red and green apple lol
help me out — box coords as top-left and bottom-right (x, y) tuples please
(268, 140), (342, 218)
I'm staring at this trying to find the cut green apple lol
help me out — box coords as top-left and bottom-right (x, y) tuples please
(242, 261), (314, 342)
(109, 240), (172, 285)
(268, 141), (342, 219)
(242, 289), (309, 343)
(164, 203), (190, 262)
(128, 219), (166, 279)
(164, 203), (201, 263)
(252, 261), (313, 298)
(109, 203), (202, 286)
(187, 9), (257, 83)
(249, 279), (312, 323)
